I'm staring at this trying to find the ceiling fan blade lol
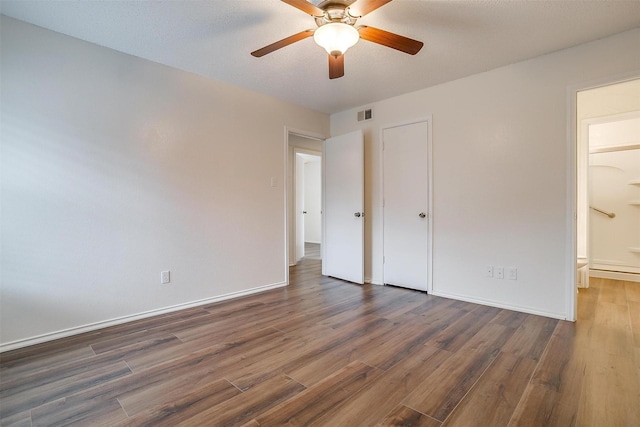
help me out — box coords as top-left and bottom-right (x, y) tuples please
(251, 30), (314, 57)
(329, 54), (344, 79)
(281, 0), (324, 16)
(358, 26), (423, 55)
(348, 0), (392, 17)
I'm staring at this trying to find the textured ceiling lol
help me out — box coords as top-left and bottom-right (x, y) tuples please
(1, 0), (639, 114)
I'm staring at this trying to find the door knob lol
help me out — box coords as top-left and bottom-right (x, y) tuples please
(419, 212), (426, 218)
(354, 212), (361, 218)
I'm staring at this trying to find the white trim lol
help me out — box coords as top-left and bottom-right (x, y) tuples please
(284, 127), (290, 283)
(321, 139), (326, 276)
(426, 115), (434, 294)
(591, 261), (640, 274)
(287, 127), (325, 142)
(578, 114), (591, 289)
(590, 269), (640, 283)
(565, 70), (640, 322)
(566, 82), (578, 321)
(379, 116), (434, 293)
(431, 291), (567, 320)
(0, 281), (287, 353)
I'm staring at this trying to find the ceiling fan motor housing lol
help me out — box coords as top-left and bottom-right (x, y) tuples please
(314, 4), (358, 27)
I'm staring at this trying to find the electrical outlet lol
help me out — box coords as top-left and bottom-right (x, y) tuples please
(495, 267), (504, 279)
(507, 267), (517, 280)
(161, 271), (170, 284)
(485, 266), (494, 278)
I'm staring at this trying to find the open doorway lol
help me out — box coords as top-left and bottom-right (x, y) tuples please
(287, 131), (323, 266)
(298, 153), (322, 260)
(576, 78), (640, 290)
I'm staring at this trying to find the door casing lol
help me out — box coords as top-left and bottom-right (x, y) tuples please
(285, 127), (325, 281)
(567, 72), (640, 321)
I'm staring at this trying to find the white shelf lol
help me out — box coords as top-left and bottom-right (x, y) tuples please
(629, 201), (640, 205)
(629, 247), (640, 253)
(629, 180), (640, 185)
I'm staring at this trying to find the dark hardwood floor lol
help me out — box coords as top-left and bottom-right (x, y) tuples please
(304, 242), (321, 260)
(1, 258), (639, 426)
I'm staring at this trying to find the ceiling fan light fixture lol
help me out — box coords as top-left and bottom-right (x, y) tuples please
(313, 22), (359, 56)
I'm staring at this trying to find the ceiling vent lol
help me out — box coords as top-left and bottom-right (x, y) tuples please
(357, 108), (373, 122)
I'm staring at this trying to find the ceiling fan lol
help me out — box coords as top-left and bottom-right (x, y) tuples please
(251, 0), (423, 79)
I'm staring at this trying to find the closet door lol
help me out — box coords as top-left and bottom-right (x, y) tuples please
(383, 121), (429, 291)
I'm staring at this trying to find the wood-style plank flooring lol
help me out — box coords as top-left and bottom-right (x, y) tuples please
(304, 242), (321, 260)
(1, 258), (639, 426)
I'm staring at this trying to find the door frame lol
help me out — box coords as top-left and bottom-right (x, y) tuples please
(566, 71), (640, 321)
(380, 116), (433, 293)
(284, 127), (326, 283)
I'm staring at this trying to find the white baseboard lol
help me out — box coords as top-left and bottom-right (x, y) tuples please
(430, 290), (567, 321)
(0, 281), (287, 353)
(590, 269), (640, 283)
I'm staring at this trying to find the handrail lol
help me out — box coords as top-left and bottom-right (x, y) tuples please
(590, 206), (615, 218)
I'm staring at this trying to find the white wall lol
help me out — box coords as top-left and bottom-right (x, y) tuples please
(331, 28), (640, 319)
(304, 159), (322, 243)
(0, 17), (329, 349)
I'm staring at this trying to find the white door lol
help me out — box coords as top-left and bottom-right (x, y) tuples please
(383, 121), (429, 291)
(304, 158), (322, 244)
(323, 130), (364, 283)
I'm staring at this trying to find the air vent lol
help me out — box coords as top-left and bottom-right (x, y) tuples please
(357, 108), (373, 122)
